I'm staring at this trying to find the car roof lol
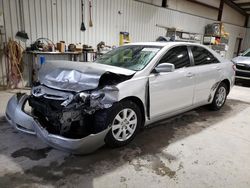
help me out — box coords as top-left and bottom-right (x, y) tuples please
(126, 41), (205, 47)
(125, 41), (224, 62)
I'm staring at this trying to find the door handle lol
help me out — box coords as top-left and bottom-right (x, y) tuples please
(186, 72), (194, 77)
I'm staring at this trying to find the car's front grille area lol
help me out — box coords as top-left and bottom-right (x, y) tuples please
(236, 71), (250, 78)
(236, 64), (250, 71)
(28, 96), (64, 117)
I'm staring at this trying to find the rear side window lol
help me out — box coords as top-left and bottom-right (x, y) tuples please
(158, 46), (190, 69)
(190, 46), (219, 65)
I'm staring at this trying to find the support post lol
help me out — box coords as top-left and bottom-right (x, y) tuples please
(218, 0), (224, 21)
(245, 15), (249, 28)
(162, 0), (167, 8)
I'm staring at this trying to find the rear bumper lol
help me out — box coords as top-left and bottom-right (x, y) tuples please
(5, 94), (110, 154)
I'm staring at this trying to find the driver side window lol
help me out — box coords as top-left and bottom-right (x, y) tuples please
(158, 46), (190, 69)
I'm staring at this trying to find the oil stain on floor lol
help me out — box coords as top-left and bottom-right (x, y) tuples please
(11, 147), (52, 160)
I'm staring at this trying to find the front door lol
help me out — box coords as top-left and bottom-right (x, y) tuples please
(149, 46), (195, 118)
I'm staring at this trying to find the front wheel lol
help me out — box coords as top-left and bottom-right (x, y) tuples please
(209, 82), (228, 111)
(94, 100), (142, 147)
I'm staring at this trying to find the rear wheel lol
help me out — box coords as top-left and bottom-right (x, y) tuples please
(209, 82), (228, 111)
(94, 100), (142, 147)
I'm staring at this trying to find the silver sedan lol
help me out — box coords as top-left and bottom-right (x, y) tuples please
(232, 49), (250, 80)
(6, 42), (235, 154)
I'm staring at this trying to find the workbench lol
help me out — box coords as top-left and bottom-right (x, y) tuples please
(23, 51), (83, 87)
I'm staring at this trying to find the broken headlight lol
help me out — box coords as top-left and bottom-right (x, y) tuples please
(32, 86), (44, 97)
(90, 92), (105, 100)
(79, 92), (90, 103)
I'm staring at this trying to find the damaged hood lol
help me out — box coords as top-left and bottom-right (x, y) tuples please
(38, 60), (135, 92)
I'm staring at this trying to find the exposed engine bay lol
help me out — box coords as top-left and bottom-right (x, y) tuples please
(29, 84), (119, 138)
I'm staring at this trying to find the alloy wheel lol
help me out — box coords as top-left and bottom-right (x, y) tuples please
(216, 86), (226, 107)
(111, 108), (137, 142)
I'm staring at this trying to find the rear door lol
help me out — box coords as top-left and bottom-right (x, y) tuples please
(189, 46), (222, 104)
(149, 45), (195, 118)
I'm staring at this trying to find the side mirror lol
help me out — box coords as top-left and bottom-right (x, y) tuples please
(154, 63), (175, 73)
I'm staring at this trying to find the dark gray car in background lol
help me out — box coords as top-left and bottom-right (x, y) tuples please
(232, 49), (250, 80)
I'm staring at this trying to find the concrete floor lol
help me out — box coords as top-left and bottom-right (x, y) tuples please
(0, 85), (250, 188)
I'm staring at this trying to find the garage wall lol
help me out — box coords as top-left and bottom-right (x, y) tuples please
(138, 0), (246, 27)
(0, 0), (246, 58)
(0, 0), (6, 86)
(242, 17), (250, 51)
(2, 0), (213, 46)
(137, 0), (220, 20)
(243, 28), (250, 51)
(222, 4), (246, 27)
(224, 23), (245, 58)
(167, 0), (219, 20)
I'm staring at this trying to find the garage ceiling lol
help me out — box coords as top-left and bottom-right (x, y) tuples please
(232, 0), (250, 15)
(187, 0), (250, 16)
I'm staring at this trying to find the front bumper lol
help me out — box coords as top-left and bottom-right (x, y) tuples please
(5, 94), (110, 154)
(236, 69), (250, 80)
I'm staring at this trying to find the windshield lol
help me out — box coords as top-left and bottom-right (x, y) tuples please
(243, 49), (250, 57)
(95, 45), (162, 71)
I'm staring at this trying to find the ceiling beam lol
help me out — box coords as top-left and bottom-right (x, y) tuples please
(186, 0), (247, 15)
(245, 15), (249, 27)
(186, 0), (219, 10)
(236, 2), (250, 7)
(218, 0), (224, 21)
(242, 7), (250, 11)
(224, 0), (247, 16)
(162, 0), (167, 7)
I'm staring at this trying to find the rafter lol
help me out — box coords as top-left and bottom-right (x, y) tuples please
(236, 2), (250, 7)
(224, 0), (247, 16)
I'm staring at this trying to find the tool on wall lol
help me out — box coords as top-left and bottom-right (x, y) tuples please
(80, 0), (86, 31)
(16, 0), (29, 41)
(89, 0), (93, 27)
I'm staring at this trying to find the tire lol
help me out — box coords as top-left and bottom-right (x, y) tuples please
(209, 82), (228, 111)
(94, 100), (142, 148)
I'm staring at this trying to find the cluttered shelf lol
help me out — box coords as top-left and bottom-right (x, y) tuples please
(203, 23), (229, 57)
(25, 51), (83, 55)
(155, 24), (203, 44)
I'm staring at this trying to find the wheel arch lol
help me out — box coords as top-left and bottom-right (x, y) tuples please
(120, 96), (146, 127)
(221, 79), (230, 95)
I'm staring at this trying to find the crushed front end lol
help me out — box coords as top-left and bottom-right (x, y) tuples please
(5, 60), (135, 154)
(5, 84), (120, 154)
